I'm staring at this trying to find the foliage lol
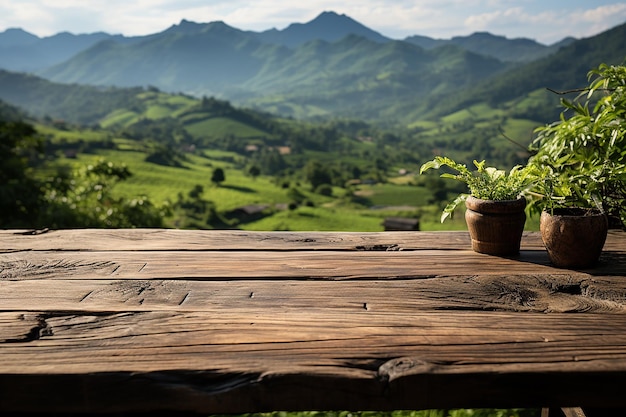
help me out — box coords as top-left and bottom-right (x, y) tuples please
(248, 165), (261, 178)
(0, 117), (44, 226)
(41, 159), (167, 228)
(304, 160), (333, 190)
(171, 184), (229, 229)
(211, 167), (226, 185)
(420, 156), (538, 222)
(315, 183), (333, 196)
(527, 63), (626, 228)
(0, 101), (168, 229)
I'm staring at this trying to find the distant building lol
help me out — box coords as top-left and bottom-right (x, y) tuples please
(225, 204), (270, 223)
(382, 217), (420, 231)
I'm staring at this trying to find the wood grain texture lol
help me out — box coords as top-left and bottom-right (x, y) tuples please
(0, 229), (530, 251)
(1, 275), (625, 314)
(1, 229), (626, 414)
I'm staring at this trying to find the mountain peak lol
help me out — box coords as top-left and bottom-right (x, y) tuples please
(300, 11), (367, 30)
(257, 10), (389, 48)
(313, 11), (349, 21)
(164, 19), (238, 36)
(0, 28), (39, 46)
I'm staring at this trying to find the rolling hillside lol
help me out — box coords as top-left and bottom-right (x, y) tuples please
(2, 11), (623, 128)
(420, 20), (626, 122)
(24, 14), (622, 125)
(37, 19), (509, 121)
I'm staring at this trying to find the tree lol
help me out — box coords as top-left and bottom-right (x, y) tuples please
(248, 165), (261, 179)
(0, 118), (44, 227)
(41, 158), (165, 228)
(211, 167), (225, 186)
(304, 160), (332, 191)
(1, 101), (166, 228)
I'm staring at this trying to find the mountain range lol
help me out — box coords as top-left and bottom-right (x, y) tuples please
(0, 11), (624, 125)
(0, 11), (571, 72)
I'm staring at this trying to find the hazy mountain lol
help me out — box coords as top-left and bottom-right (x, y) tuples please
(252, 11), (391, 47)
(38, 24), (508, 121)
(0, 28), (39, 47)
(1, 10), (582, 75)
(404, 32), (576, 63)
(1, 12), (624, 126)
(0, 28), (125, 71)
(39, 20), (268, 94)
(236, 37), (508, 122)
(420, 20), (626, 121)
(0, 69), (147, 124)
(0, 15), (624, 129)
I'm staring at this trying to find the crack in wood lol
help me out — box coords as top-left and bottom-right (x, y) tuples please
(0, 259), (118, 280)
(549, 282), (584, 296)
(79, 291), (94, 302)
(15, 228), (50, 235)
(84, 280), (193, 306)
(4, 314), (53, 343)
(179, 292), (191, 305)
(355, 244), (401, 251)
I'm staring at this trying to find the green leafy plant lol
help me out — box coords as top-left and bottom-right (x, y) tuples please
(420, 156), (538, 222)
(527, 63), (626, 228)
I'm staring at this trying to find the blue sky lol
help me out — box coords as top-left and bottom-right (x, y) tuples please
(1, 0), (626, 44)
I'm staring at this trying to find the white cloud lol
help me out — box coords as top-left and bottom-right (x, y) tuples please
(0, 0), (624, 43)
(462, 3), (626, 43)
(574, 4), (626, 37)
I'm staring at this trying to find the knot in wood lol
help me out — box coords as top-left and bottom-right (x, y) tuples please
(377, 357), (435, 383)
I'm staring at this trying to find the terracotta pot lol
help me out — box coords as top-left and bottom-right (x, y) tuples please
(540, 208), (608, 268)
(464, 196), (527, 256)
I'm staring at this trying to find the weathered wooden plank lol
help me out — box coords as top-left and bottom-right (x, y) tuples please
(0, 249), (576, 280)
(2, 247), (625, 281)
(0, 229), (527, 251)
(3, 229), (624, 252)
(1, 275), (625, 314)
(1, 229), (625, 414)
(1, 309), (626, 412)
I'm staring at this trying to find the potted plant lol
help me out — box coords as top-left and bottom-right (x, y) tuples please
(527, 166), (609, 268)
(527, 63), (626, 268)
(420, 157), (538, 256)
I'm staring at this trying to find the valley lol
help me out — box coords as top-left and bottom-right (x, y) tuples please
(0, 11), (624, 231)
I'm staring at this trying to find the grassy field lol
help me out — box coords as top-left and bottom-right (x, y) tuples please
(36, 86), (546, 233)
(40, 120), (544, 232)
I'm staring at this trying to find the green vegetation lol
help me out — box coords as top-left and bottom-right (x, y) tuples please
(0, 112), (165, 228)
(527, 63), (626, 228)
(2, 55), (625, 233)
(0, 99), (435, 230)
(420, 157), (538, 222)
(2, 22), (624, 417)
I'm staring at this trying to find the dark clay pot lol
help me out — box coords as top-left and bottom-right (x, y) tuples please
(464, 196), (527, 256)
(540, 208), (608, 268)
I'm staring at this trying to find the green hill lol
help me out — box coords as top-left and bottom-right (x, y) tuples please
(20, 108), (439, 231)
(423, 21), (626, 121)
(1, 12), (619, 130)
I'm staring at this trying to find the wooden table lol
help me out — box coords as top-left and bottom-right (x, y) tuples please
(1, 229), (626, 416)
